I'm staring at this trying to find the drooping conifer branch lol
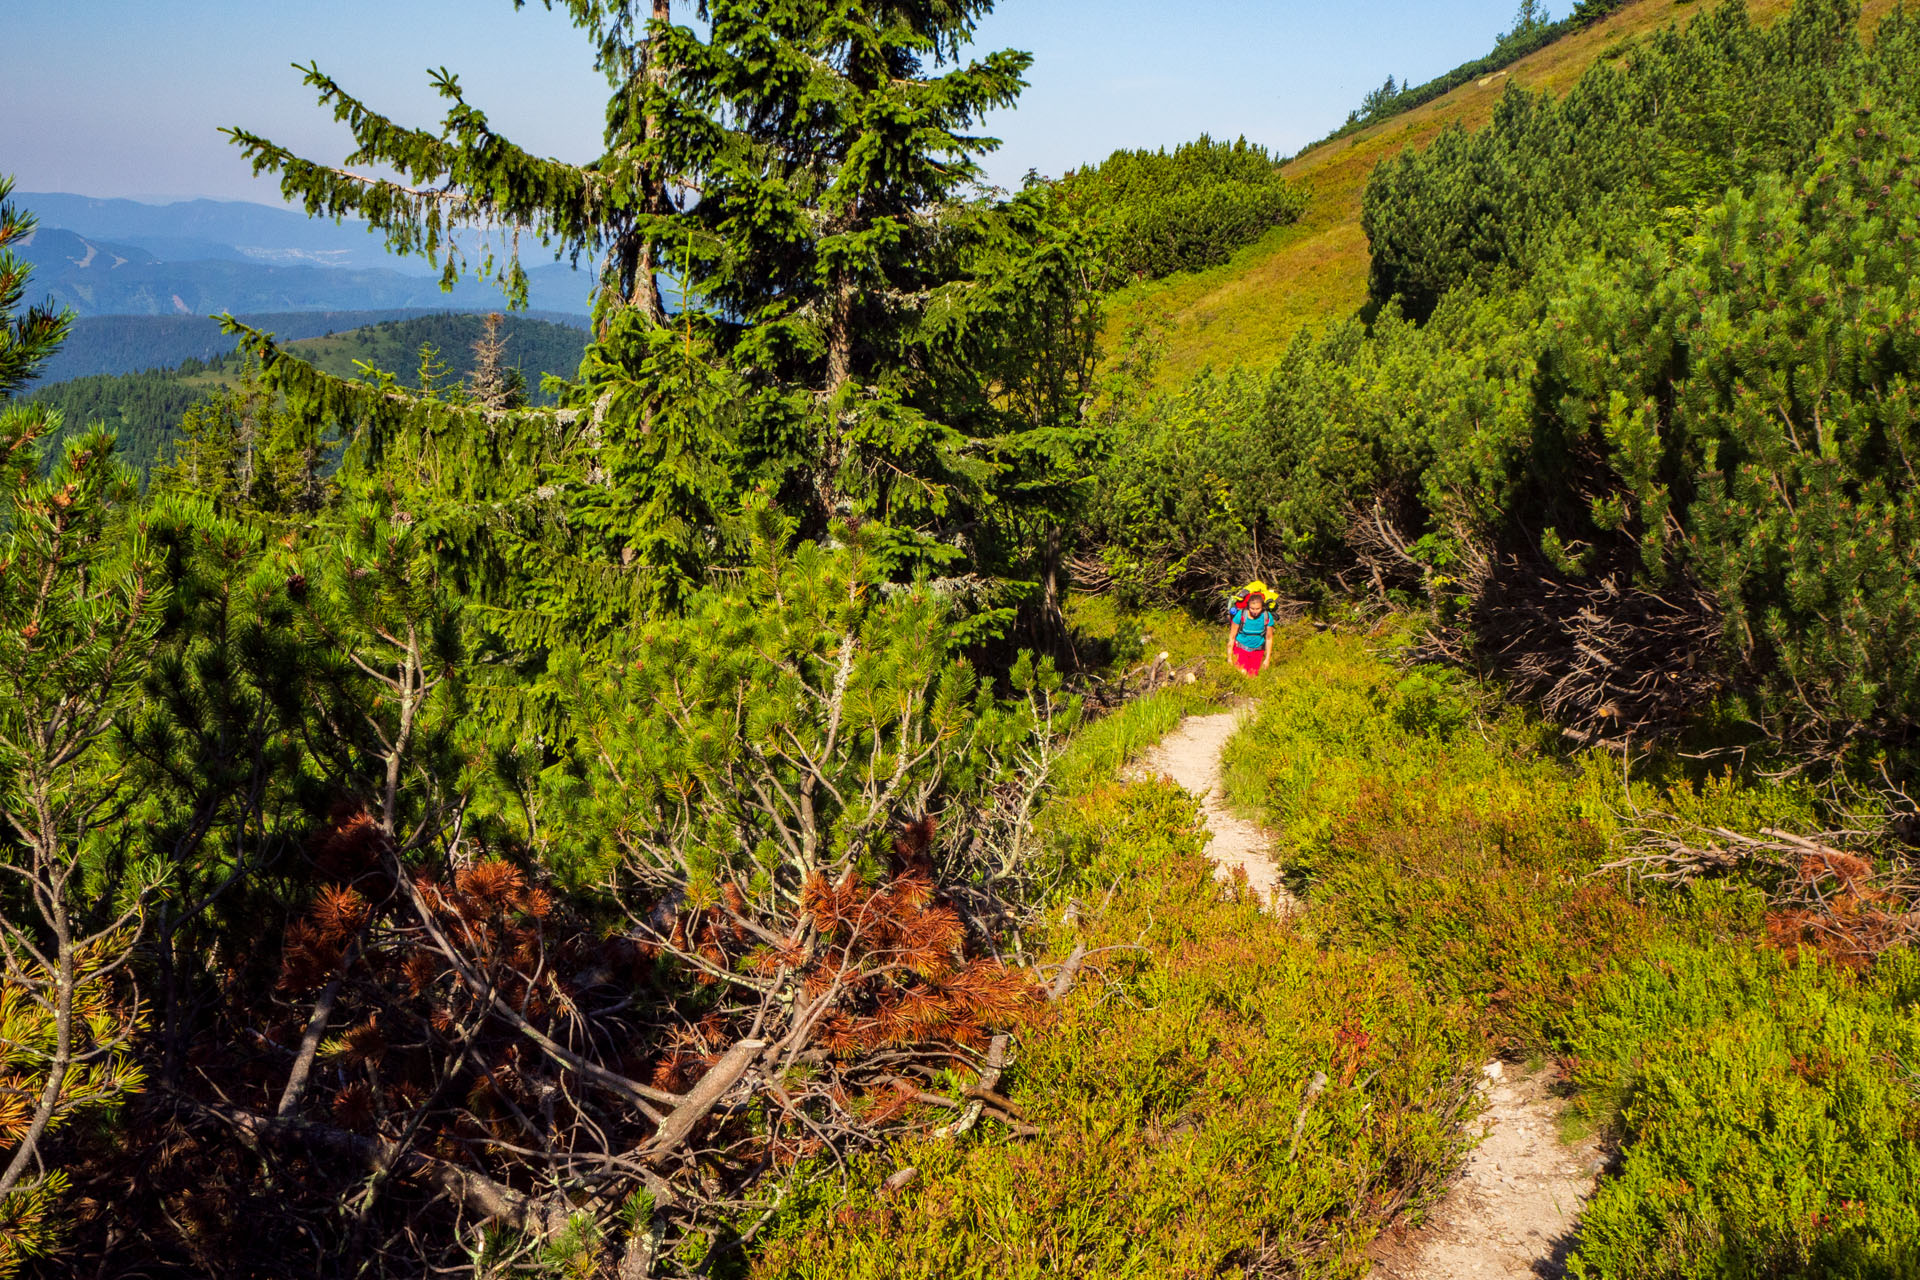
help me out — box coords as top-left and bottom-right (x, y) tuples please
(225, 64), (628, 306)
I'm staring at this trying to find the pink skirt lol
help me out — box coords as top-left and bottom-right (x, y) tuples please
(1232, 643), (1266, 676)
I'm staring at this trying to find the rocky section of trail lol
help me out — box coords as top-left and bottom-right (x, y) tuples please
(1139, 710), (1605, 1280)
(1373, 1062), (1604, 1280)
(1135, 709), (1294, 912)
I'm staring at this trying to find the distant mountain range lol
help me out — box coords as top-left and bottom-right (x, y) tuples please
(16, 191), (595, 320)
(20, 192), (432, 273)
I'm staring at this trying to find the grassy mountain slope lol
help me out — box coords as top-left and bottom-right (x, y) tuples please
(1111, 0), (1902, 387)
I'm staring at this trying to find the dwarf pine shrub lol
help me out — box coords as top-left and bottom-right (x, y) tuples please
(1362, 0), (1920, 318)
(1093, 49), (1920, 771)
(1061, 135), (1308, 282)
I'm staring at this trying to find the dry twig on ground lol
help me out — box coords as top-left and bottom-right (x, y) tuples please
(1602, 822), (1918, 968)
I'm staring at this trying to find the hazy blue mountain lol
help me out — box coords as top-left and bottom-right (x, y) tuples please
(19, 242), (589, 319)
(28, 257), (588, 318)
(98, 237), (256, 263)
(21, 191), (431, 274)
(16, 227), (158, 271)
(15, 192), (595, 319)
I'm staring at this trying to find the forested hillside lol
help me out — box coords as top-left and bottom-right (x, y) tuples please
(3, 2), (1918, 1279)
(22, 312), (590, 473)
(38, 309), (589, 383)
(283, 313), (588, 392)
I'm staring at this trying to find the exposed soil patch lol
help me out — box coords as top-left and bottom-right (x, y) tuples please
(1135, 709), (1295, 912)
(1372, 1062), (1604, 1280)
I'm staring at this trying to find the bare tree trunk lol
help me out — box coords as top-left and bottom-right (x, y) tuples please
(640, 1038), (766, 1162)
(237, 386), (258, 503)
(621, 0), (674, 326)
(625, 237), (664, 323)
(1041, 523), (1068, 657)
(814, 267), (856, 518)
(276, 975), (344, 1118)
(827, 274), (854, 395)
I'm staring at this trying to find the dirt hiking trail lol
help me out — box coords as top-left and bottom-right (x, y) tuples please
(1135, 709), (1294, 912)
(1373, 1060), (1604, 1280)
(1139, 709), (1604, 1280)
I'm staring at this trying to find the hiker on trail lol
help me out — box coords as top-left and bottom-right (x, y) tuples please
(1227, 581), (1275, 677)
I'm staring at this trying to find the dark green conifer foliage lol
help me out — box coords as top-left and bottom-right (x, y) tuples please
(1362, 0), (1920, 318)
(1095, 15), (1920, 760)
(1505, 0), (1552, 40)
(219, 1), (723, 637)
(1534, 108), (1920, 748)
(918, 180), (1112, 639)
(149, 361), (336, 513)
(221, 0), (1058, 613)
(1057, 135), (1306, 281)
(641, 0), (1031, 559)
(121, 497), (316, 1083)
(0, 179), (69, 402)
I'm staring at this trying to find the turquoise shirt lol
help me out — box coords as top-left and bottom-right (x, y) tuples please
(1230, 604), (1272, 651)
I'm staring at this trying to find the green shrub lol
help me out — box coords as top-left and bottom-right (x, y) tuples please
(1044, 599), (1243, 796)
(1218, 628), (1920, 1279)
(1093, 19), (1920, 764)
(1048, 689), (1192, 797)
(1566, 944), (1920, 1280)
(1362, 0), (1920, 318)
(1220, 630), (1651, 1046)
(1061, 135), (1307, 282)
(1514, 109), (1920, 753)
(1082, 317), (1439, 606)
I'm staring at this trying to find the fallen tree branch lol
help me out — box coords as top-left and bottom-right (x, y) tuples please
(638, 1038), (766, 1165)
(276, 974), (344, 1118)
(964, 1085), (1024, 1119)
(1047, 945), (1087, 1002)
(1599, 821), (1918, 966)
(182, 1096), (534, 1228)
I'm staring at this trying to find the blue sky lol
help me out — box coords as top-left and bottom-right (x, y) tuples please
(7, 0), (1526, 204)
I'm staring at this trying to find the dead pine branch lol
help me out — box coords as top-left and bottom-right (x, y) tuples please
(1599, 821), (1919, 967)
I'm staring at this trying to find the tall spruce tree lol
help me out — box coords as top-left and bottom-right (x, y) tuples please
(642, 1), (1029, 559)
(225, 0), (1037, 601)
